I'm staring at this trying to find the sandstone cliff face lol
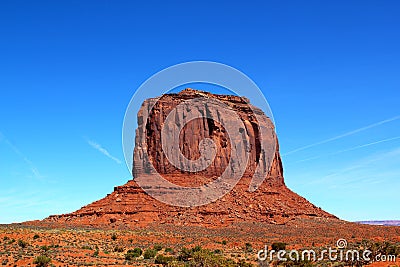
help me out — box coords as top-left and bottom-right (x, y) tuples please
(133, 89), (282, 187)
(43, 89), (336, 228)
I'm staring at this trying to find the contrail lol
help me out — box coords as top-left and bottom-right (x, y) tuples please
(283, 115), (400, 156)
(294, 135), (400, 163)
(87, 139), (122, 164)
(0, 131), (44, 179)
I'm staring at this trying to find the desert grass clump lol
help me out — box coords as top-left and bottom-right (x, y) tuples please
(214, 249), (222, 254)
(245, 242), (253, 252)
(177, 247), (192, 261)
(165, 247), (174, 253)
(154, 244), (163, 251)
(33, 255), (51, 267)
(17, 239), (28, 248)
(125, 248), (142, 260)
(155, 254), (174, 265)
(191, 249), (245, 267)
(272, 242), (286, 251)
(40, 245), (50, 252)
(111, 233), (117, 241)
(143, 248), (157, 259)
(114, 246), (124, 252)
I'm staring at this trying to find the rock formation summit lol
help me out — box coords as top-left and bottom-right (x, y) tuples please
(43, 89), (336, 228)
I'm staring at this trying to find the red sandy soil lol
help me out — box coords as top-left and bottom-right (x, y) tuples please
(2, 218), (400, 266)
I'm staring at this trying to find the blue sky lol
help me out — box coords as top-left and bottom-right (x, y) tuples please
(1, 1), (399, 223)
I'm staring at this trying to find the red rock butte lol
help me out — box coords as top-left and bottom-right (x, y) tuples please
(42, 89), (337, 228)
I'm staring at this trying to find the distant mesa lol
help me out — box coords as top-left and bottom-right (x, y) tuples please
(356, 221), (400, 226)
(32, 89), (337, 228)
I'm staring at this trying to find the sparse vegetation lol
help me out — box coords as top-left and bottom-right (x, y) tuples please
(272, 242), (286, 251)
(160, 246), (255, 266)
(143, 248), (157, 259)
(214, 248), (222, 254)
(178, 247), (192, 261)
(125, 248), (142, 260)
(33, 255), (51, 267)
(191, 248), (251, 266)
(111, 233), (117, 241)
(155, 254), (174, 265)
(0, 223), (399, 267)
(165, 247), (174, 253)
(17, 239), (28, 248)
(154, 244), (163, 251)
(113, 246), (124, 252)
(192, 245), (202, 252)
(245, 242), (253, 252)
(40, 245), (50, 252)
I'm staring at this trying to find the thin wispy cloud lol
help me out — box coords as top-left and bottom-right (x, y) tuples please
(293, 135), (400, 163)
(284, 115), (400, 156)
(306, 146), (400, 186)
(0, 131), (44, 180)
(87, 139), (122, 164)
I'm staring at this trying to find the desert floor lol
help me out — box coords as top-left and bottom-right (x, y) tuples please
(1, 218), (399, 267)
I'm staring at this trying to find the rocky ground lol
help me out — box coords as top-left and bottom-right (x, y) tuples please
(1, 218), (400, 267)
